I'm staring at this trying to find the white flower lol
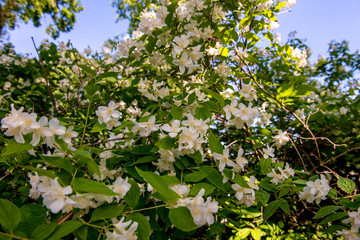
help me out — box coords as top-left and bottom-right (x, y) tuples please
(30, 116), (52, 146)
(231, 182), (256, 207)
(187, 189), (218, 226)
(267, 169), (282, 185)
(213, 148), (235, 172)
(99, 151), (114, 160)
(106, 217), (138, 240)
(111, 177), (131, 201)
(172, 35), (191, 55)
(262, 145), (275, 159)
(38, 177), (74, 213)
(235, 147), (248, 172)
(132, 116), (159, 136)
(161, 120), (182, 138)
(223, 99), (238, 120)
(59, 126), (78, 144)
(96, 100), (122, 124)
(273, 130), (290, 147)
(173, 52), (193, 74)
(239, 84), (257, 101)
(343, 207), (360, 229)
(336, 228), (360, 240)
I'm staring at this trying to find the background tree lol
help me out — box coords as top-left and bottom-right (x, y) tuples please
(0, 0), (83, 39)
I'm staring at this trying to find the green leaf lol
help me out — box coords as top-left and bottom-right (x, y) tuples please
(169, 207), (198, 232)
(74, 225), (88, 240)
(127, 213), (151, 240)
(48, 220), (83, 240)
(90, 204), (125, 222)
(195, 107), (212, 121)
(74, 149), (101, 178)
(278, 188), (290, 197)
(223, 169), (250, 188)
(40, 155), (73, 174)
(78, 64), (96, 76)
(136, 168), (180, 202)
(146, 37), (157, 53)
(260, 157), (272, 174)
(326, 225), (345, 234)
(263, 199), (281, 221)
(337, 177), (356, 194)
(90, 122), (106, 132)
(84, 83), (100, 99)
(31, 223), (57, 240)
(239, 208), (262, 218)
(188, 150), (203, 165)
(255, 191), (270, 205)
(161, 175), (180, 185)
(170, 104), (183, 120)
(189, 183), (216, 196)
(0, 199), (21, 231)
(200, 166), (226, 192)
(72, 178), (118, 196)
(208, 130), (223, 154)
(131, 155), (157, 166)
(23, 166), (57, 179)
(155, 136), (175, 150)
(1, 138), (34, 156)
(313, 206), (340, 219)
(279, 200), (290, 215)
(204, 89), (225, 108)
(74, 149), (93, 160)
(319, 212), (348, 225)
(124, 179), (140, 208)
(16, 204), (47, 237)
(184, 171), (208, 182)
(277, 84), (295, 99)
(235, 228), (251, 239)
(251, 229), (264, 240)
(275, 1), (287, 10)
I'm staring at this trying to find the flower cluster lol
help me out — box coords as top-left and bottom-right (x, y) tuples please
(232, 176), (259, 207)
(1, 104), (78, 147)
(186, 189), (219, 226)
(28, 172), (131, 213)
(299, 174), (331, 204)
(96, 100), (122, 130)
(106, 217), (138, 240)
(267, 163), (295, 185)
(28, 174), (74, 213)
(223, 100), (260, 129)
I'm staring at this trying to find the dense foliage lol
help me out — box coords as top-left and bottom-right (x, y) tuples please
(0, 0), (360, 239)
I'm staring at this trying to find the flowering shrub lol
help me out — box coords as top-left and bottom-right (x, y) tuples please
(0, 0), (360, 239)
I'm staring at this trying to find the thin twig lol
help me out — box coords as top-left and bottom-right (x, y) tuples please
(0, 172), (10, 181)
(292, 135), (347, 149)
(86, 135), (150, 147)
(80, 100), (91, 146)
(288, 133), (308, 173)
(31, 37), (59, 114)
(56, 211), (73, 225)
(0, 232), (29, 240)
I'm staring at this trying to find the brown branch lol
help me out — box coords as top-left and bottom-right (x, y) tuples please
(291, 135), (347, 149)
(86, 135), (150, 147)
(31, 37), (59, 115)
(287, 133), (308, 173)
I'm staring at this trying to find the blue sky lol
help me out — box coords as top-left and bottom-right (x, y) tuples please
(6, 0), (360, 59)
